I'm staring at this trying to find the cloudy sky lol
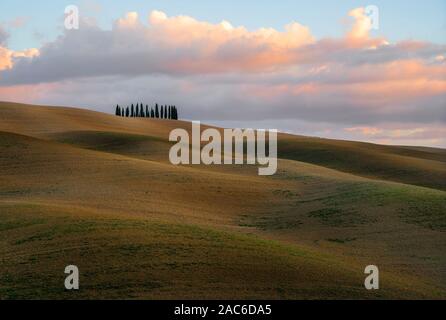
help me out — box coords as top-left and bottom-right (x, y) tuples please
(0, 0), (445, 147)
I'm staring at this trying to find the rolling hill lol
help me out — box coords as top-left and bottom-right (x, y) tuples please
(0, 101), (445, 299)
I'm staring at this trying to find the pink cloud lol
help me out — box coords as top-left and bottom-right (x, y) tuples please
(0, 45), (39, 71)
(9, 16), (30, 29)
(0, 46), (12, 70)
(343, 124), (446, 147)
(0, 82), (54, 102)
(345, 126), (383, 136)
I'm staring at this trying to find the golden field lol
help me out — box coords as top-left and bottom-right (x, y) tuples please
(0, 101), (445, 299)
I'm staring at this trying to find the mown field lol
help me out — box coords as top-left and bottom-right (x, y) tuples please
(0, 101), (445, 299)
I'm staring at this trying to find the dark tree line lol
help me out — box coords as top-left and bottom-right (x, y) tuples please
(115, 103), (179, 120)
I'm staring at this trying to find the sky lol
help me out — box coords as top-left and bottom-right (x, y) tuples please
(0, 0), (445, 147)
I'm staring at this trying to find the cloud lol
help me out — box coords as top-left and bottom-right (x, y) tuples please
(0, 10), (316, 84)
(116, 11), (141, 28)
(8, 16), (29, 29)
(343, 124), (446, 147)
(0, 8), (445, 147)
(1, 9), (443, 84)
(348, 7), (372, 40)
(0, 46), (39, 71)
(0, 23), (38, 71)
(0, 25), (9, 45)
(0, 47), (12, 70)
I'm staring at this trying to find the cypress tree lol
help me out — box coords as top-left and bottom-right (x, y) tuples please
(131, 104), (134, 117)
(174, 106), (178, 120)
(151, 108), (155, 118)
(126, 106), (129, 117)
(146, 105), (149, 118)
(155, 104), (159, 118)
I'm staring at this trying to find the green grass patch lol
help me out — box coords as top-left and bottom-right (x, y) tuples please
(2, 202), (437, 299)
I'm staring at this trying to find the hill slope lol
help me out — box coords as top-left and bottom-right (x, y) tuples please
(1, 101), (444, 190)
(0, 101), (445, 299)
